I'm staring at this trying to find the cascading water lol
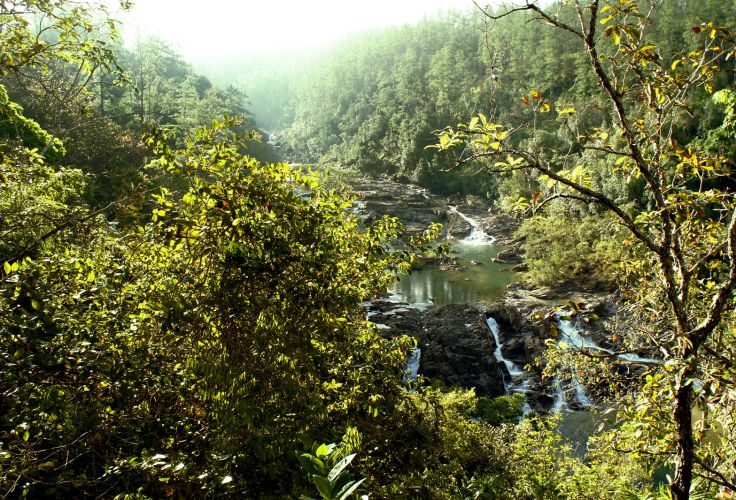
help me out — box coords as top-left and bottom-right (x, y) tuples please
(571, 370), (591, 407)
(404, 347), (421, 382)
(557, 316), (661, 365)
(553, 314), (663, 411)
(448, 206), (495, 245)
(553, 319), (594, 410)
(485, 315), (532, 414)
(552, 377), (567, 412)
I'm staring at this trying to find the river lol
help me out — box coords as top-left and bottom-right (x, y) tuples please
(385, 206), (603, 454)
(390, 242), (519, 305)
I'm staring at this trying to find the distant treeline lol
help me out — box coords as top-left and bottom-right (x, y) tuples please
(271, 0), (734, 196)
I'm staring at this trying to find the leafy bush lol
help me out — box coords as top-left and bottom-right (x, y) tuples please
(473, 393), (526, 426)
(518, 213), (626, 287)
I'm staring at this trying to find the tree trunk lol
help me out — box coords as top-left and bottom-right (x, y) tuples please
(670, 370), (694, 500)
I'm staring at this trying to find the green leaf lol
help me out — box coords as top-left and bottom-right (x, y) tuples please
(335, 478), (365, 500)
(327, 454), (356, 483)
(297, 453), (319, 476)
(2, 262), (10, 274)
(612, 30), (621, 45)
(313, 475), (333, 498)
(315, 443), (330, 458)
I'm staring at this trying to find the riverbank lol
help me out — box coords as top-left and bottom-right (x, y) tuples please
(354, 176), (657, 414)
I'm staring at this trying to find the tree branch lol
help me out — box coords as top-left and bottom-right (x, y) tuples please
(532, 192), (592, 213)
(693, 457), (736, 493)
(690, 207), (736, 342)
(508, 148), (662, 254)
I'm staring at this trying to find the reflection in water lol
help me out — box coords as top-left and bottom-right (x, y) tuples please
(391, 243), (518, 305)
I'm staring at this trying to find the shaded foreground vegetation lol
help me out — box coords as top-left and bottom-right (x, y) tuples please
(1, 0), (735, 498)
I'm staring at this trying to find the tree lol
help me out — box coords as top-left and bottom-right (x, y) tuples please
(0, 0), (127, 135)
(433, 1), (736, 498)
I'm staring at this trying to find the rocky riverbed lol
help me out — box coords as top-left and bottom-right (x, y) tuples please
(349, 176), (517, 242)
(355, 176), (654, 412)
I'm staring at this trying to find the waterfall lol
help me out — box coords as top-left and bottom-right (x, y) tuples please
(557, 316), (661, 365)
(571, 370), (591, 407)
(486, 316), (517, 391)
(552, 377), (567, 412)
(554, 318), (592, 410)
(485, 315), (531, 415)
(553, 314), (663, 412)
(448, 206), (494, 245)
(404, 347), (421, 382)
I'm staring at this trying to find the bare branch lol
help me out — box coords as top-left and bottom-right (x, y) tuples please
(532, 192), (593, 213)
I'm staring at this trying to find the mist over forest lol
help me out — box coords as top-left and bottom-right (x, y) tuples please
(1, 1), (735, 498)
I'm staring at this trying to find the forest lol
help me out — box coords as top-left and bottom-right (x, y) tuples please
(1, 0), (735, 498)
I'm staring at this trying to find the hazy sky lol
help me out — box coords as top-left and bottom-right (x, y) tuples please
(115, 0), (491, 60)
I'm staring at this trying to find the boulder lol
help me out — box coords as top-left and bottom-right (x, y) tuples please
(492, 247), (523, 264)
(445, 212), (472, 238)
(367, 302), (506, 397)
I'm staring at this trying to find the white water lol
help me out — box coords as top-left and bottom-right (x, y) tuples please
(448, 206), (495, 245)
(571, 370), (591, 407)
(557, 317), (661, 365)
(485, 316), (533, 414)
(552, 377), (567, 412)
(553, 315), (663, 411)
(554, 319), (595, 410)
(486, 316), (516, 391)
(404, 347), (421, 382)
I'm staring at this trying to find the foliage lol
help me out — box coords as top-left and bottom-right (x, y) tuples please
(0, 144), (86, 263)
(2, 7), (274, 218)
(297, 440), (365, 500)
(459, 415), (652, 499)
(472, 393), (526, 427)
(435, 1), (736, 498)
(0, 0), (124, 78)
(0, 84), (65, 162)
(4, 0), (736, 498)
(518, 213), (627, 287)
(276, 1), (733, 201)
(362, 387), (513, 498)
(0, 109), (447, 496)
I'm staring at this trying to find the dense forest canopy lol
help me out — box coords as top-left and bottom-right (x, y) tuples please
(274, 1), (735, 198)
(1, 0), (735, 498)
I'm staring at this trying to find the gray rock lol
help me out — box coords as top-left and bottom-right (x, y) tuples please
(492, 248), (523, 264)
(368, 302), (506, 397)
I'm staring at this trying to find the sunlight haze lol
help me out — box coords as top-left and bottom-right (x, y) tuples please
(117, 0), (491, 60)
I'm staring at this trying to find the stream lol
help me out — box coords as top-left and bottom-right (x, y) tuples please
(390, 242), (518, 305)
(383, 205), (612, 454)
